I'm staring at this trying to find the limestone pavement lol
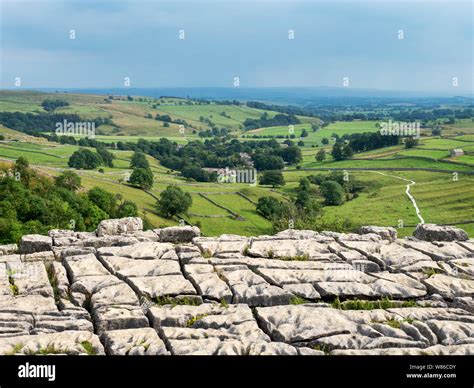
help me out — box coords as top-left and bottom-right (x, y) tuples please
(0, 218), (472, 356)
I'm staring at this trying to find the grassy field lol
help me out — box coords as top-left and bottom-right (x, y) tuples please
(1, 90), (473, 238)
(246, 120), (381, 147)
(299, 155), (474, 171)
(440, 118), (474, 135)
(205, 193), (273, 235)
(91, 135), (190, 144)
(0, 143), (71, 167)
(289, 170), (474, 237)
(395, 149), (450, 159)
(78, 175), (176, 229)
(156, 104), (270, 131)
(455, 134), (474, 141)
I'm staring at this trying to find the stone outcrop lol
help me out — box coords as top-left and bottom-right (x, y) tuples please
(156, 226), (201, 243)
(359, 226), (397, 241)
(413, 224), (469, 242)
(96, 217), (143, 237)
(20, 235), (52, 254)
(0, 219), (472, 355)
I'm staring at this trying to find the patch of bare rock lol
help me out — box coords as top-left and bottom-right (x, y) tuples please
(0, 219), (471, 355)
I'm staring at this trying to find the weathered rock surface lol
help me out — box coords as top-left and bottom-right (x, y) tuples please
(20, 235), (52, 254)
(100, 328), (169, 355)
(0, 218), (472, 355)
(93, 305), (149, 334)
(97, 242), (174, 260)
(423, 274), (474, 299)
(0, 244), (18, 255)
(96, 217), (143, 237)
(0, 331), (104, 355)
(413, 224), (469, 242)
(157, 226), (200, 243)
(359, 226), (397, 241)
(127, 275), (197, 299)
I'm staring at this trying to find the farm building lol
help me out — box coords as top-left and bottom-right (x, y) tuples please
(450, 148), (464, 157)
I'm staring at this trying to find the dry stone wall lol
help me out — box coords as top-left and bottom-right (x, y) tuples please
(0, 218), (472, 355)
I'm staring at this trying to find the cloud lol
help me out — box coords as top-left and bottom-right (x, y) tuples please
(0, 0), (472, 91)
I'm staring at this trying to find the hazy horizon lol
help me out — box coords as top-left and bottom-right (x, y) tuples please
(2, 86), (472, 102)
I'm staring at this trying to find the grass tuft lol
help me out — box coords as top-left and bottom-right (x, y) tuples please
(80, 341), (97, 355)
(202, 249), (212, 258)
(6, 343), (24, 355)
(331, 297), (417, 310)
(290, 296), (309, 305)
(7, 270), (19, 296)
(27, 345), (64, 355)
(186, 314), (208, 327)
(220, 298), (229, 308)
(281, 254), (309, 261)
(152, 296), (202, 307)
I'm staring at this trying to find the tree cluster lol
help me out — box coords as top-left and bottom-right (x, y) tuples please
(0, 159), (137, 243)
(41, 99), (70, 112)
(128, 151), (154, 190)
(68, 147), (115, 169)
(243, 112), (300, 130)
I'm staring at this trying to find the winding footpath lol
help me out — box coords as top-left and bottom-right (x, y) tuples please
(370, 171), (425, 224)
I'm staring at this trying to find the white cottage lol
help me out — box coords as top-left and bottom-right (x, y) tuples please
(450, 148), (464, 157)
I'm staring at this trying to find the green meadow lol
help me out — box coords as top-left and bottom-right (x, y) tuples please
(1, 90), (473, 237)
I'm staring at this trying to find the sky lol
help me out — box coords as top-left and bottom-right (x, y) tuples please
(0, 0), (472, 93)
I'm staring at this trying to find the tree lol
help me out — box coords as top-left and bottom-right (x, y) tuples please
(295, 190), (310, 208)
(68, 149), (102, 169)
(117, 200), (139, 218)
(256, 197), (284, 219)
(0, 163), (138, 243)
(342, 144), (354, 159)
(321, 138), (329, 145)
(259, 170), (285, 188)
(55, 171), (81, 192)
(96, 147), (115, 168)
(298, 177), (311, 192)
(320, 180), (346, 206)
(316, 149), (326, 162)
(279, 146), (302, 164)
(156, 185), (192, 218)
(14, 157), (30, 185)
(181, 164), (215, 182)
(331, 143), (344, 161)
(88, 186), (116, 216)
(130, 151), (150, 169)
(75, 199), (108, 229)
(253, 154), (285, 171)
(294, 178), (312, 208)
(405, 137), (419, 149)
(301, 128), (308, 137)
(41, 99), (69, 112)
(0, 217), (23, 244)
(129, 167), (154, 190)
(15, 157), (29, 169)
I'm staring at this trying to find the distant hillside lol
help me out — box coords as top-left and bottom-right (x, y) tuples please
(34, 87), (474, 105)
